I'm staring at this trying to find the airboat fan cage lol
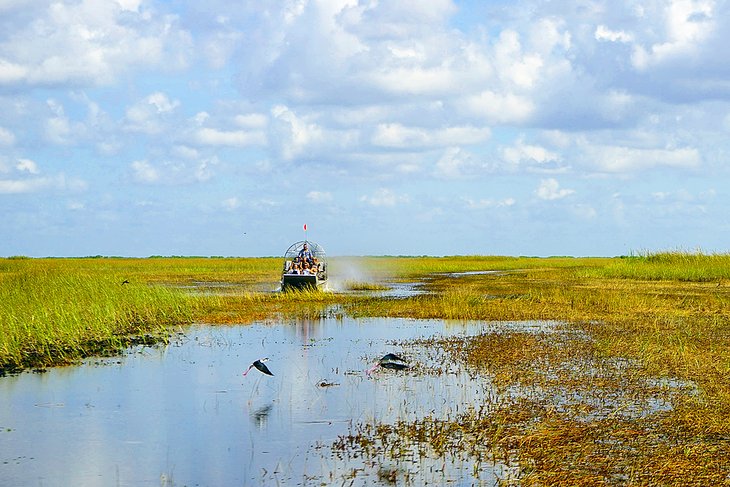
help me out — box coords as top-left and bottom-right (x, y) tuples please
(283, 240), (327, 261)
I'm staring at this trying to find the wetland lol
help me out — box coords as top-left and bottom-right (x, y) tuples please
(1, 253), (730, 485)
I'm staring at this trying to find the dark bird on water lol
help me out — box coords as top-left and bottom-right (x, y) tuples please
(243, 358), (274, 377)
(366, 353), (409, 376)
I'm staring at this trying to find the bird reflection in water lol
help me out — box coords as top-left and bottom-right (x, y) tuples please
(250, 403), (274, 429)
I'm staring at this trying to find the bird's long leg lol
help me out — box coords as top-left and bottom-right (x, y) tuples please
(365, 362), (380, 377)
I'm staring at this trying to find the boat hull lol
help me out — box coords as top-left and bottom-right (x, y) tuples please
(281, 274), (325, 291)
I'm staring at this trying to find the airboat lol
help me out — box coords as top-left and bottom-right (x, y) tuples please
(281, 240), (328, 291)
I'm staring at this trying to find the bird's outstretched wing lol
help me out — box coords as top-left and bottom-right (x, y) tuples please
(380, 353), (405, 363)
(253, 359), (274, 376)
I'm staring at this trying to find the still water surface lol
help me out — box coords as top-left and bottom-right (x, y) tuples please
(0, 317), (525, 486)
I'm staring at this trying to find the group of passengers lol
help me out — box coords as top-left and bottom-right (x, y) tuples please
(286, 243), (320, 275)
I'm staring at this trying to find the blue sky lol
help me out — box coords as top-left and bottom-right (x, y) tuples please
(2, 0), (729, 257)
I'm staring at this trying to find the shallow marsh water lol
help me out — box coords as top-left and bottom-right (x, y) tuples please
(0, 316), (533, 486)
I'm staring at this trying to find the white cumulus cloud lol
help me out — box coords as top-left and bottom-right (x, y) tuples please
(503, 139), (561, 167)
(16, 159), (39, 174)
(131, 160), (159, 183)
(0, 0), (192, 87)
(124, 92), (180, 135)
(536, 178), (574, 200)
(595, 25), (634, 43)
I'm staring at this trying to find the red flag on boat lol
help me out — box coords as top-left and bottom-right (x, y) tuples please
(303, 223), (307, 231)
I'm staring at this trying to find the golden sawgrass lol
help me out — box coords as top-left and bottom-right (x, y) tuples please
(329, 253), (730, 484)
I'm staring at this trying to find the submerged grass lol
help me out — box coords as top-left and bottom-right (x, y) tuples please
(331, 252), (730, 484)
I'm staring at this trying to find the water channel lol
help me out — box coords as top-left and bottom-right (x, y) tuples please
(1, 316), (529, 486)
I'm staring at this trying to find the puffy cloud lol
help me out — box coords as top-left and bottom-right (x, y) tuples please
(434, 147), (482, 178)
(270, 104), (325, 160)
(0, 0), (192, 88)
(0, 177), (55, 194)
(631, 0), (716, 69)
(124, 92), (180, 135)
(502, 139), (562, 169)
(269, 104), (359, 161)
(0, 60), (28, 84)
(130, 160), (159, 183)
(234, 113), (268, 129)
(43, 98), (79, 145)
(366, 65), (461, 96)
(595, 25), (634, 43)
(458, 90), (535, 124)
(194, 157), (218, 182)
(16, 158), (39, 174)
(0, 155), (87, 194)
(535, 178), (574, 200)
(493, 30), (545, 89)
(171, 145), (200, 160)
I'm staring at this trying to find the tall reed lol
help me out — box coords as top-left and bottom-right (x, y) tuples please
(0, 261), (197, 372)
(582, 250), (730, 281)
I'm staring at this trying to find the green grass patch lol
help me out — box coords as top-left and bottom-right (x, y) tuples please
(0, 258), (204, 373)
(581, 250), (730, 281)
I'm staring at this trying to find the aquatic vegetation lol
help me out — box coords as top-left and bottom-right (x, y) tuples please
(335, 323), (729, 485)
(342, 280), (390, 291)
(2, 252), (730, 484)
(0, 258), (203, 373)
(329, 255), (730, 484)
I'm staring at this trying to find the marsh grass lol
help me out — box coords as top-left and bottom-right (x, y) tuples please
(342, 280), (390, 291)
(201, 287), (346, 323)
(0, 258), (208, 373)
(3, 252), (730, 483)
(337, 323), (729, 485)
(584, 250), (730, 281)
(330, 252), (730, 485)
